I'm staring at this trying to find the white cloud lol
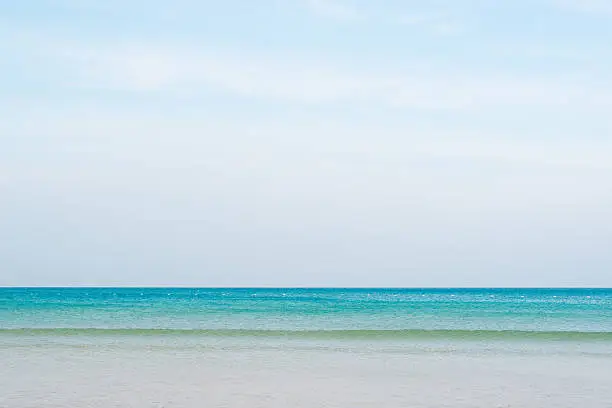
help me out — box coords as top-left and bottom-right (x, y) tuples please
(398, 13), (463, 36)
(302, 0), (364, 21)
(552, 0), (612, 13)
(52, 43), (612, 111)
(302, 2), (462, 33)
(63, 46), (182, 91)
(2, 101), (611, 173)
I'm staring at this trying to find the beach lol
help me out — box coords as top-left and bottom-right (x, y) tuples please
(2, 288), (611, 407)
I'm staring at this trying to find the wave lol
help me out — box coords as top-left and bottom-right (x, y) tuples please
(2, 328), (612, 341)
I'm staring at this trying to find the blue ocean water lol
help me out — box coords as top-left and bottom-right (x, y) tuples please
(2, 288), (611, 337)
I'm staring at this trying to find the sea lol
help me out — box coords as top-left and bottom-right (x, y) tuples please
(1, 287), (611, 408)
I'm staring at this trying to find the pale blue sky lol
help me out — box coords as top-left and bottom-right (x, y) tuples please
(1, 0), (611, 286)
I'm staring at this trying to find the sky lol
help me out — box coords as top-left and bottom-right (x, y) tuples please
(1, 0), (611, 287)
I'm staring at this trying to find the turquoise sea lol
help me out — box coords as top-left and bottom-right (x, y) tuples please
(2, 288), (612, 407)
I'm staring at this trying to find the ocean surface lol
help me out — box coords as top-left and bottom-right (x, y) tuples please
(2, 288), (612, 407)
